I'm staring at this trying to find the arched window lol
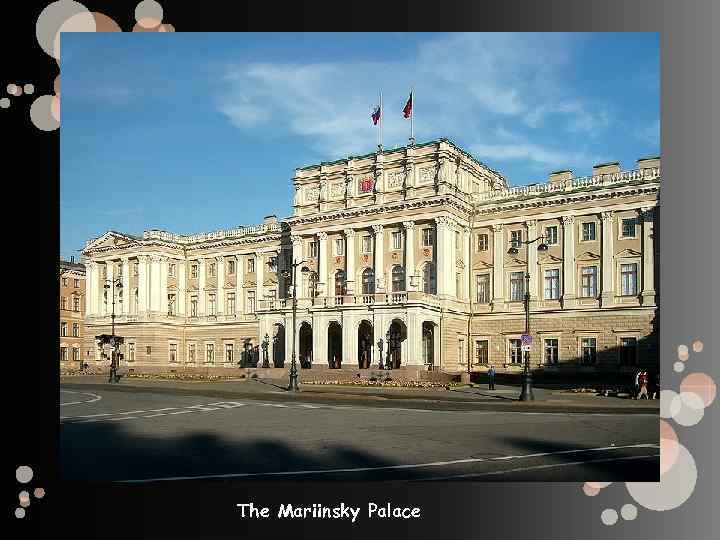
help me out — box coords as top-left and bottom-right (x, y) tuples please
(335, 270), (346, 296)
(362, 268), (375, 294)
(391, 265), (405, 292)
(423, 263), (437, 294)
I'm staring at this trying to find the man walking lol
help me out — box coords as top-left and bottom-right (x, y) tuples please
(637, 371), (649, 399)
(487, 365), (496, 390)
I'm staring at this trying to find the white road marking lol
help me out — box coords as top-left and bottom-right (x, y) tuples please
(60, 390), (102, 406)
(116, 443), (658, 483)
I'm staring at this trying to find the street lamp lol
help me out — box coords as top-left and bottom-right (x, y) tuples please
(282, 258), (309, 391)
(103, 277), (123, 383)
(261, 333), (270, 368)
(507, 235), (548, 401)
(377, 337), (385, 369)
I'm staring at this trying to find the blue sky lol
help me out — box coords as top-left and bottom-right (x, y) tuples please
(61, 32), (659, 261)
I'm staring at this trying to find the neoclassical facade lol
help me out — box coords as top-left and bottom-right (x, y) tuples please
(81, 138), (659, 374)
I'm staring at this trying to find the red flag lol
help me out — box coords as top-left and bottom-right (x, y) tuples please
(371, 105), (381, 125)
(403, 92), (413, 118)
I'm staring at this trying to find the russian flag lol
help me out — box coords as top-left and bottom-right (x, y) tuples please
(403, 92), (413, 119)
(371, 105), (381, 125)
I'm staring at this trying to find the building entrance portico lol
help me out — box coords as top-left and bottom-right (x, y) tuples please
(358, 320), (373, 368)
(327, 321), (342, 368)
(299, 322), (313, 368)
(386, 319), (407, 369)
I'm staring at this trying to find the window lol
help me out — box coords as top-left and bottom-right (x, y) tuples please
(247, 258), (255, 273)
(205, 343), (215, 364)
(61, 347), (68, 361)
(545, 225), (558, 245)
(227, 292), (236, 314)
(73, 348), (80, 362)
(392, 231), (402, 250)
(74, 278), (80, 288)
(621, 263), (638, 296)
(128, 342), (135, 362)
(208, 294), (216, 315)
(61, 296), (67, 310)
(362, 268), (375, 294)
(510, 230), (522, 248)
(190, 264), (198, 278)
(621, 217), (638, 238)
(225, 343), (234, 364)
(580, 266), (598, 298)
(544, 339), (559, 364)
(247, 291), (256, 313)
(510, 272), (525, 301)
(509, 339), (522, 364)
(61, 322), (67, 336)
(476, 274), (491, 304)
(581, 338), (597, 365)
(619, 337), (638, 366)
(133, 263), (139, 276)
(168, 294), (176, 316)
(168, 263), (176, 277)
(544, 268), (560, 300)
(187, 343), (195, 364)
(362, 236), (373, 253)
(268, 257), (277, 271)
(582, 222), (596, 241)
(475, 340), (489, 365)
(146, 346), (152, 355)
(335, 238), (344, 256)
(422, 263), (436, 294)
(62, 277), (68, 287)
(458, 339), (465, 366)
(476, 233), (489, 251)
(169, 343), (178, 363)
(227, 259), (235, 275)
(422, 228), (435, 247)
(391, 265), (405, 292)
(208, 263), (216, 277)
(72, 323), (79, 337)
(309, 241), (319, 259)
(335, 270), (346, 296)
(190, 296), (198, 317)
(73, 296), (80, 312)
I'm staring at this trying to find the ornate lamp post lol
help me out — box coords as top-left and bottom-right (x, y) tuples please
(507, 236), (548, 401)
(103, 277), (123, 383)
(261, 333), (270, 368)
(377, 337), (385, 369)
(282, 258), (309, 392)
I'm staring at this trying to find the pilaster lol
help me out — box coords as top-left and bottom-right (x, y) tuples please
(562, 216), (576, 308)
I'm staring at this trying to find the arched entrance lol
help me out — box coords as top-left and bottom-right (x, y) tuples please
(327, 322), (342, 368)
(422, 322), (435, 367)
(273, 324), (285, 368)
(357, 320), (373, 369)
(299, 322), (313, 368)
(386, 319), (407, 369)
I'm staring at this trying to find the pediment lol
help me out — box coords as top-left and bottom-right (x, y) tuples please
(505, 257), (527, 267)
(538, 253), (563, 263)
(616, 248), (642, 258)
(576, 250), (601, 262)
(473, 260), (493, 270)
(264, 276), (278, 286)
(86, 231), (137, 251)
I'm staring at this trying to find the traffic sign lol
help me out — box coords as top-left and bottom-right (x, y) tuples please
(521, 334), (532, 346)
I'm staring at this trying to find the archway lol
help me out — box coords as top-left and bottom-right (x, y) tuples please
(422, 322), (435, 367)
(357, 320), (374, 369)
(361, 267), (375, 295)
(327, 322), (343, 368)
(299, 322), (313, 368)
(273, 323), (285, 368)
(386, 319), (407, 369)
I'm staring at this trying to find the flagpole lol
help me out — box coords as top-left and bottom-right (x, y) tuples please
(379, 90), (383, 151)
(410, 86), (415, 146)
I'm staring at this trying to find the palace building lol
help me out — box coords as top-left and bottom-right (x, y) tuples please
(81, 138), (659, 375)
(60, 257), (86, 364)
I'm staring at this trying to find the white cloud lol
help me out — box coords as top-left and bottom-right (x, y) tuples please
(471, 140), (609, 172)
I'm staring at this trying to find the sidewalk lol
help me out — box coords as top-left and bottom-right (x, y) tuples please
(60, 375), (659, 413)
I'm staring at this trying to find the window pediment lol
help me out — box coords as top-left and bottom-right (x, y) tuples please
(576, 250), (601, 262)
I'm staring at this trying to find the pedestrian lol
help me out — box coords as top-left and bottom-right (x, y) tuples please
(637, 370), (649, 399)
(633, 369), (641, 399)
(487, 365), (496, 390)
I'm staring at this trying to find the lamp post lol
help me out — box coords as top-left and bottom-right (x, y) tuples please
(507, 236), (548, 401)
(282, 258), (309, 392)
(103, 277), (123, 383)
(377, 337), (384, 369)
(261, 333), (270, 368)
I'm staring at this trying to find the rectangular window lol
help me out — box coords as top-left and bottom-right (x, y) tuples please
(208, 263), (216, 277)
(545, 225), (558, 245)
(128, 342), (135, 362)
(510, 230), (522, 248)
(74, 278), (80, 288)
(544, 339), (559, 364)
(190, 296), (198, 317)
(268, 256), (277, 272)
(227, 293), (236, 314)
(146, 346), (152, 356)
(510, 272), (525, 301)
(61, 296), (67, 310)
(133, 262), (139, 276)
(458, 339), (465, 366)
(225, 343), (234, 364)
(476, 233), (489, 251)
(621, 263), (638, 296)
(187, 343), (195, 364)
(247, 291), (256, 313)
(190, 264), (198, 278)
(62, 277), (68, 287)
(362, 236), (373, 253)
(475, 340), (489, 365)
(335, 239), (344, 256)
(619, 337), (638, 366)
(582, 222), (596, 241)
(72, 323), (79, 337)
(169, 343), (178, 363)
(509, 339), (522, 364)
(73, 348), (80, 362)
(208, 294), (216, 315)
(621, 217), (637, 238)
(61, 347), (68, 361)
(168, 263), (176, 277)
(61, 322), (67, 337)
(167, 294), (176, 315)
(544, 268), (560, 300)
(422, 229), (434, 247)
(227, 259), (235, 275)
(392, 231), (402, 250)
(581, 338), (597, 365)
(247, 258), (255, 273)
(580, 266), (598, 298)
(205, 343), (214, 364)
(476, 274), (490, 304)
(309, 241), (319, 259)
(73, 296), (80, 312)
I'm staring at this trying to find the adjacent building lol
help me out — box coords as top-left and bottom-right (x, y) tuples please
(81, 138), (659, 374)
(60, 257), (86, 365)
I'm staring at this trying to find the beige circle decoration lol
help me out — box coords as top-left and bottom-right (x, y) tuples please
(30, 95), (60, 131)
(36, 0), (91, 59)
(135, 1), (164, 26)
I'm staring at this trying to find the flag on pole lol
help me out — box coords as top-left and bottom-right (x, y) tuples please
(371, 104), (381, 125)
(403, 91), (413, 119)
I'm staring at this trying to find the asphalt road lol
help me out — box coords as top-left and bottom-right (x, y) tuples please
(60, 385), (659, 482)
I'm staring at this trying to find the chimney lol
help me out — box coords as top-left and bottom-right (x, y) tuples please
(636, 156), (660, 172)
(592, 162), (620, 176)
(548, 170), (573, 185)
(263, 214), (278, 225)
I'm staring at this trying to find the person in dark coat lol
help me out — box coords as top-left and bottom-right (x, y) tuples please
(487, 365), (496, 390)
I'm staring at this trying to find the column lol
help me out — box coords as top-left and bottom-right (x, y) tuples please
(178, 261), (186, 316)
(462, 226), (471, 299)
(449, 223), (457, 298)
(435, 217), (451, 297)
(403, 221), (416, 291)
(198, 258), (206, 315)
(601, 211), (615, 306)
(526, 220), (538, 302)
(256, 251), (265, 305)
(235, 254), (245, 314)
(138, 255), (149, 314)
(216, 256), (225, 314)
(492, 224), (505, 310)
(121, 257), (130, 314)
(318, 232), (328, 296)
(372, 225), (385, 292)
(150, 255), (161, 313)
(562, 216), (576, 308)
(344, 229), (356, 295)
(159, 257), (168, 315)
(105, 261), (114, 315)
(85, 262), (94, 315)
(640, 207), (656, 306)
